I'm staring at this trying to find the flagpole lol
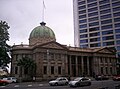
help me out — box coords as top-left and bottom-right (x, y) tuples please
(42, 0), (45, 22)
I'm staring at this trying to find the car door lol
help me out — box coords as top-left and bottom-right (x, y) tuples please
(62, 78), (67, 85)
(80, 78), (88, 86)
(58, 78), (63, 85)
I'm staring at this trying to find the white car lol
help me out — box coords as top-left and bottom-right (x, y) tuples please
(2, 77), (17, 83)
(69, 77), (91, 87)
(49, 77), (68, 86)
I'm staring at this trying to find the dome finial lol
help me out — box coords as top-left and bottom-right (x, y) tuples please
(40, 22), (46, 26)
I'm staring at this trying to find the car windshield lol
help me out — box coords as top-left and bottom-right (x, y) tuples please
(74, 78), (81, 81)
(56, 78), (61, 81)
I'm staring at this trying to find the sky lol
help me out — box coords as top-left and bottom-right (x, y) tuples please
(0, 0), (74, 46)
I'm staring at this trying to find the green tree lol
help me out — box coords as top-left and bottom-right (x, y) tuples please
(0, 20), (10, 68)
(17, 57), (36, 79)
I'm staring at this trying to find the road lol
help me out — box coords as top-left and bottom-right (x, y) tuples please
(0, 80), (120, 89)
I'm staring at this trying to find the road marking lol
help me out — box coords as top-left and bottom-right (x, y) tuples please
(14, 85), (19, 87)
(0, 86), (6, 88)
(28, 85), (32, 87)
(39, 84), (43, 86)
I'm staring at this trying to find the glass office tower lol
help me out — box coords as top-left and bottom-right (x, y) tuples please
(73, 0), (120, 55)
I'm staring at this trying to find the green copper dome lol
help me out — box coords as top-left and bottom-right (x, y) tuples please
(29, 22), (56, 39)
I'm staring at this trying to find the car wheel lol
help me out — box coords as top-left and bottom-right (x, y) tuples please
(55, 83), (58, 86)
(65, 82), (68, 85)
(75, 83), (79, 87)
(2, 83), (7, 86)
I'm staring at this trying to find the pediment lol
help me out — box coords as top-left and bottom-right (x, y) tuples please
(95, 47), (115, 54)
(39, 41), (67, 50)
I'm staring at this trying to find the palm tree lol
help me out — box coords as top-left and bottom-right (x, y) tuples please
(17, 57), (36, 81)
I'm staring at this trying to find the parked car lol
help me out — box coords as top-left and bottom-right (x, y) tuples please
(2, 77), (17, 83)
(113, 75), (120, 81)
(95, 75), (109, 81)
(49, 77), (68, 86)
(69, 77), (91, 87)
(0, 79), (9, 86)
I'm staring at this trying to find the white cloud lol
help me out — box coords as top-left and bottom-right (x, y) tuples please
(0, 0), (74, 46)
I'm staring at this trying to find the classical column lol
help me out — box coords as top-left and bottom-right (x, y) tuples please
(81, 56), (84, 76)
(87, 57), (90, 76)
(69, 55), (72, 76)
(76, 56), (78, 76)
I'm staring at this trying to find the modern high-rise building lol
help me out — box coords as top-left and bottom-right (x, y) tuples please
(73, 0), (120, 55)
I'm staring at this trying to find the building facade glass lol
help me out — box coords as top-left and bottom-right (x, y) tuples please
(73, 0), (120, 55)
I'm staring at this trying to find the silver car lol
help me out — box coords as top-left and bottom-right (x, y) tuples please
(69, 77), (91, 87)
(49, 77), (68, 86)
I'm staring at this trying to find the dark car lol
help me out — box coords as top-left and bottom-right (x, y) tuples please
(95, 75), (109, 81)
(113, 75), (120, 81)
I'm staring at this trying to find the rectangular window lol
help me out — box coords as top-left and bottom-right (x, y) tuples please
(79, 19), (87, 23)
(80, 39), (88, 43)
(106, 67), (108, 74)
(102, 36), (114, 41)
(114, 18), (120, 22)
(78, 1), (85, 5)
(79, 14), (86, 19)
(80, 44), (88, 48)
(113, 7), (120, 12)
(51, 66), (54, 74)
(99, 0), (110, 5)
(88, 16), (99, 22)
(112, 1), (120, 7)
(89, 27), (99, 32)
(102, 30), (113, 35)
(58, 66), (61, 74)
(15, 67), (18, 74)
(100, 57), (103, 63)
(88, 12), (98, 17)
(117, 40), (120, 45)
(44, 66), (47, 74)
(24, 67), (28, 74)
(78, 5), (86, 10)
(101, 24), (112, 30)
(113, 12), (120, 17)
(110, 67), (112, 74)
(80, 29), (87, 33)
(115, 23), (120, 28)
(90, 37), (100, 42)
(89, 22), (99, 27)
(117, 46), (120, 51)
(115, 29), (120, 33)
(100, 4), (110, 10)
(79, 10), (86, 14)
(80, 34), (88, 38)
(100, 9), (111, 15)
(103, 41), (114, 46)
(89, 32), (100, 37)
(100, 14), (111, 19)
(87, 0), (96, 3)
(90, 43), (101, 47)
(101, 67), (103, 74)
(88, 7), (98, 12)
(116, 34), (120, 39)
(79, 24), (87, 29)
(87, 2), (97, 7)
(101, 19), (112, 24)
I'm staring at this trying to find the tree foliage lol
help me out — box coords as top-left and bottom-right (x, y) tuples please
(0, 20), (10, 68)
(17, 57), (36, 77)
